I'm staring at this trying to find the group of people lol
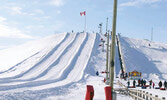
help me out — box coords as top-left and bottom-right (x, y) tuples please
(138, 79), (147, 87)
(158, 80), (167, 89)
(127, 79), (148, 88)
(127, 79), (167, 89)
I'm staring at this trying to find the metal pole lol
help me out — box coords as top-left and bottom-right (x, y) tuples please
(106, 17), (108, 32)
(109, 0), (118, 90)
(106, 31), (109, 83)
(106, 18), (109, 82)
(84, 11), (86, 33)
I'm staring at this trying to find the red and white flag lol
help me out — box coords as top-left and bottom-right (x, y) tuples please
(80, 11), (86, 16)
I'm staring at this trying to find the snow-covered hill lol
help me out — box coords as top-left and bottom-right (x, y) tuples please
(119, 35), (167, 81)
(119, 35), (167, 98)
(0, 32), (109, 99)
(0, 32), (167, 99)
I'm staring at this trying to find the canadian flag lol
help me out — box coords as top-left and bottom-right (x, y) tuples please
(80, 11), (86, 16)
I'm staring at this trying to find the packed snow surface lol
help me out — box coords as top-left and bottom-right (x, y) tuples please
(0, 32), (166, 99)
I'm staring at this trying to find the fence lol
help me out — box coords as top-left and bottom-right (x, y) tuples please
(116, 81), (166, 100)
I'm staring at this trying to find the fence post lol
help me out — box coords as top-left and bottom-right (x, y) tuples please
(146, 92), (148, 100)
(150, 93), (152, 100)
(143, 91), (145, 99)
(130, 90), (133, 99)
(162, 97), (165, 100)
(140, 90), (142, 98)
(138, 90), (140, 97)
(135, 91), (137, 100)
(155, 95), (158, 100)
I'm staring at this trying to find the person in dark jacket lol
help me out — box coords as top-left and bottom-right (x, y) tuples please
(159, 81), (162, 88)
(133, 80), (136, 87)
(141, 79), (144, 86)
(96, 71), (99, 76)
(149, 80), (152, 89)
(125, 73), (128, 78)
(127, 80), (130, 87)
(164, 81), (167, 89)
(143, 80), (146, 86)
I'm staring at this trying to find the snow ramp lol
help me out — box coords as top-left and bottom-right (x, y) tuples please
(0, 32), (101, 99)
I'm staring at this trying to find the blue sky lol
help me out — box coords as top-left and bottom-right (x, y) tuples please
(0, 0), (167, 48)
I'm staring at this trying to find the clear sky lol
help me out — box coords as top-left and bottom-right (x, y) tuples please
(0, 0), (167, 48)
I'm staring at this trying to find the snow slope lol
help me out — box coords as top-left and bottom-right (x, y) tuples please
(119, 35), (167, 99)
(119, 35), (167, 81)
(0, 33), (67, 72)
(0, 32), (109, 100)
(0, 32), (167, 99)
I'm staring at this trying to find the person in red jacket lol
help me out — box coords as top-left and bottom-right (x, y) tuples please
(152, 82), (155, 89)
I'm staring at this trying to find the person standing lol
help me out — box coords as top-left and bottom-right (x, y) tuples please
(149, 80), (152, 89)
(96, 71), (99, 76)
(159, 81), (162, 88)
(133, 80), (136, 87)
(138, 79), (141, 86)
(164, 81), (167, 89)
(143, 80), (146, 86)
(127, 80), (130, 87)
(141, 79), (144, 86)
(152, 82), (155, 89)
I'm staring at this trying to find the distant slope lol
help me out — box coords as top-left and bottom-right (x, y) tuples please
(119, 35), (167, 80)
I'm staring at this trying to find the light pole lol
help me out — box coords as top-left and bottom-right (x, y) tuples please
(109, 0), (118, 91)
(105, 17), (109, 84)
(106, 31), (109, 84)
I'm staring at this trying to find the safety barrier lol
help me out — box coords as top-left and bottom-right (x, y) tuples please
(129, 89), (165, 100)
(85, 85), (94, 100)
(104, 86), (112, 100)
(116, 81), (166, 100)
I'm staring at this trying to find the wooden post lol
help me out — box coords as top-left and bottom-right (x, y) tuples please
(143, 91), (145, 99)
(135, 90), (137, 100)
(146, 92), (148, 100)
(162, 97), (166, 100)
(150, 93), (152, 100)
(140, 90), (142, 98)
(155, 95), (158, 100)
(138, 90), (140, 97)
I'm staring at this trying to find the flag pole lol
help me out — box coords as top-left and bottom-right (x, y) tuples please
(84, 11), (86, 33)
